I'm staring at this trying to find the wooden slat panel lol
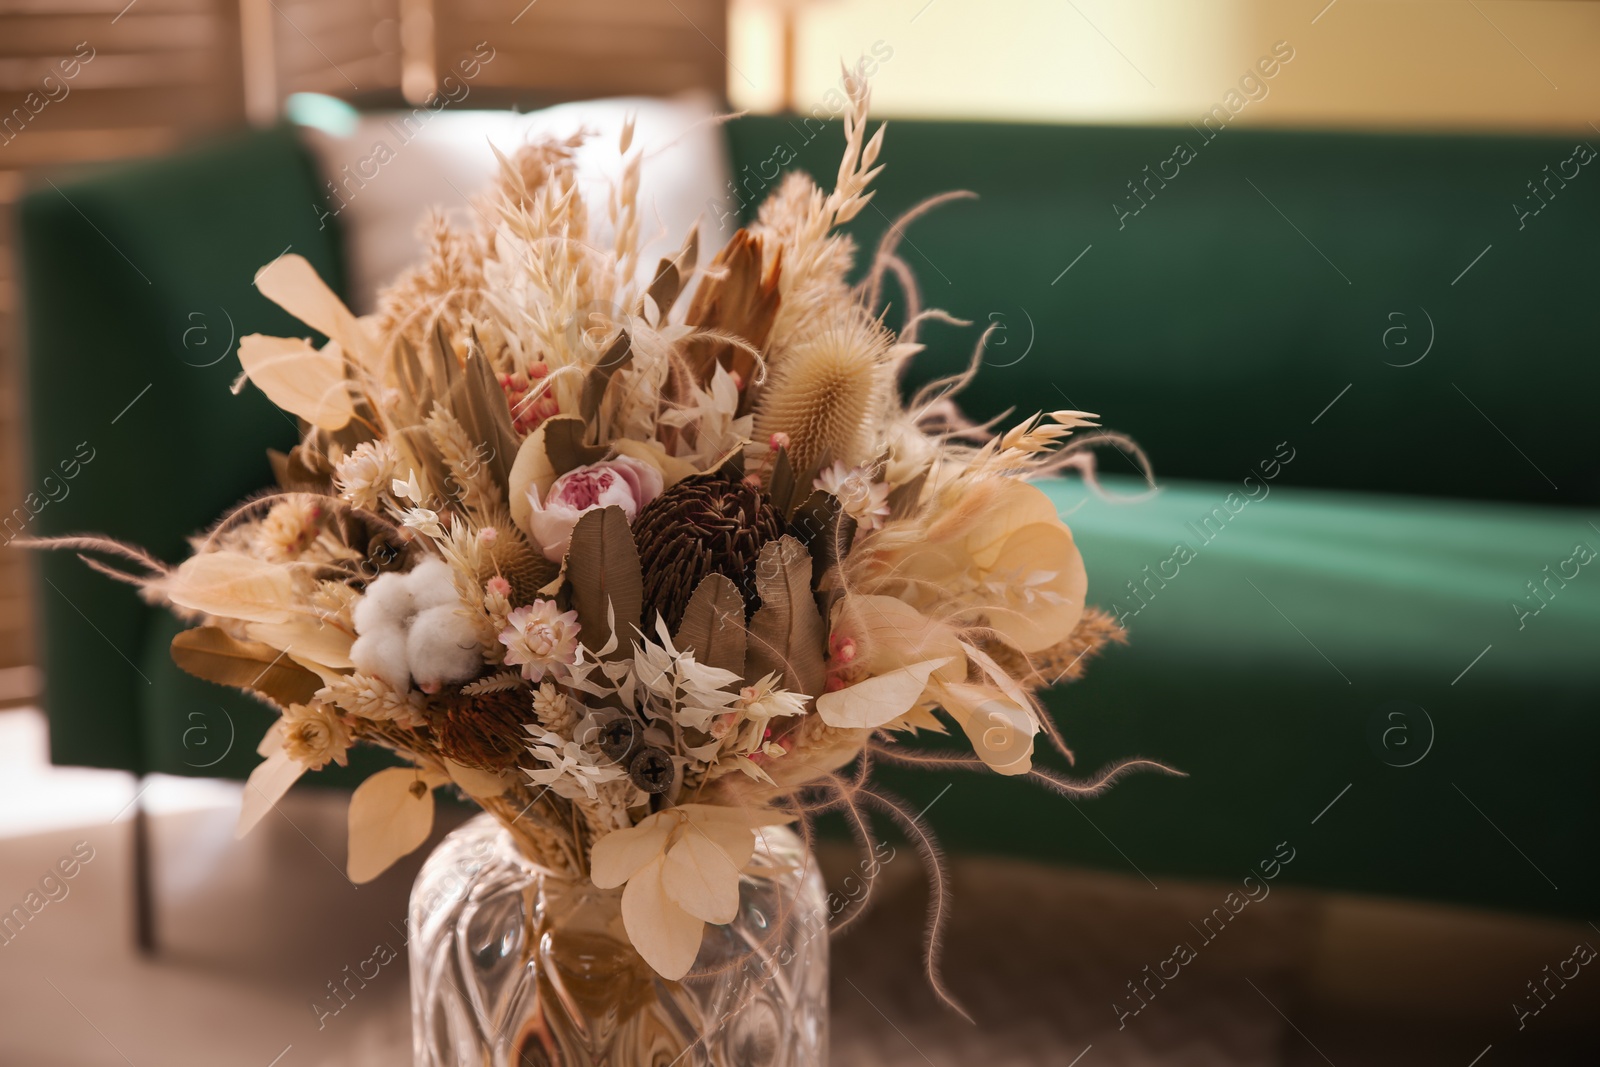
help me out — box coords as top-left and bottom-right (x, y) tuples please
(0, 0), (243, 679)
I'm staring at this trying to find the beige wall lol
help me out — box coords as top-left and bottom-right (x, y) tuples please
(732, 0), (1600, 132)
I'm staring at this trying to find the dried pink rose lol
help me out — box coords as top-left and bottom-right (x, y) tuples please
(526, 456), (663, 561)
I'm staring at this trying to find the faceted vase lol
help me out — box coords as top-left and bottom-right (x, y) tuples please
(409, 812), (829, 1066)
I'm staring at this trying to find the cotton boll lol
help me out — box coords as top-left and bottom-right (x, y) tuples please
(407, 605), (482, 693)
(350, 627), (411, 691)
(406, 557), (460, 611)
(353, 571), (415, 635)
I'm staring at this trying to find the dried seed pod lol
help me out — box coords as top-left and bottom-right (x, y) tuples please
(631, 472), (783, 631)
(629, 748), (674, 794)
(597, 717), (640, 763)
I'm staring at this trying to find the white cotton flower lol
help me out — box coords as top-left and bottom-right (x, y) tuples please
(349, 557), (482, 692)
(407, 605), (482, 693)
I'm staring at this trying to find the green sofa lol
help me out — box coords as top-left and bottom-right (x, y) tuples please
(20, 116), (1599, 921)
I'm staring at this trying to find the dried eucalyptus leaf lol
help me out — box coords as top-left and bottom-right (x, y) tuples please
(171, 625), (323, 707)
(674, 574), (747, 677)
(543, 415), (607, 476)
(565, 505), (642, 659)
(745, 536), (826, 696)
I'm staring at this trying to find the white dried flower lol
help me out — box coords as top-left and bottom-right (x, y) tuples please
(814, 461), (890, 531)
(281, 702), (352, 769)
(334, 441), (400, 511)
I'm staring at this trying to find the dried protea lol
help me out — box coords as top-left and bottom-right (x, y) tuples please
(752, 310), (890, 473)
(429, 686), (532, 772)
(631, 472), (783, 631)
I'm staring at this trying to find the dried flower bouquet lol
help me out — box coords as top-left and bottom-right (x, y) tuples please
(48, 71), (1171, 999)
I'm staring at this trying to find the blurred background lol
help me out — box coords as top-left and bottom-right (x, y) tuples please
(1, 1), (1597, 1064)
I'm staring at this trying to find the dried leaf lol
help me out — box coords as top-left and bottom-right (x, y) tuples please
(254, 253), (375, 368)
(448, 348), (517, 493)
(580, 330), (634, 426)
(542, 415), (608, 477)
(237, 724), (305, 838)
(683, 229), (780, 386)
(646, 260), (680, 322)
(816, 656), (954, 729)
(788, 490), (854, 589)
(646, 227), (699, 319)
(509, 422), (559, 537)
(442, 758), (510, 798)
(171, 626), (325, 706)
(887, 470), (927, 519)
(347, 767), (437, 883)
(674, 574), (747, 676)
(165, 552), (298, 624)
(565, 506), (643, 659)
(236, 334), (352, 430)
(429, 321), (461, 393)
(245, 615), (355, 673)
(622, 858), (703, 980)
(745, 536), (827, 696)
(767, 448), (798, 519)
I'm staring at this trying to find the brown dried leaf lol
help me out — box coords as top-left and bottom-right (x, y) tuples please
(683, 229), (780, 386)
(745, 536), (826, 696)
(565, 505), (643, 658)
(788, 490), (855, 590)
(674, 574), (748, 677)
(542, 415), (608, 477)
(171, 625), (323, 707)
(887, 470), (927, 519)
(766, 447), (798, 519)
(580, 330), (634, 427)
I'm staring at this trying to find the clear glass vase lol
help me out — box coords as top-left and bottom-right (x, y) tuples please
(409, 812), (829, 1066)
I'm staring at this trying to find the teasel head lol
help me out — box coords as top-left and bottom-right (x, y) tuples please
(631, 471), (784, 631)
(752, 309), (891, 474)
(475, 525), (557, 606)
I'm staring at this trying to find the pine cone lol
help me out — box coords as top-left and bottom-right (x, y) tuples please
(632, 472), (783, 632)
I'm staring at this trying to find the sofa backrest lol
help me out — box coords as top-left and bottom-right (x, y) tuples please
(724, 116), (1598, 507)
(19, 124), (338, 773)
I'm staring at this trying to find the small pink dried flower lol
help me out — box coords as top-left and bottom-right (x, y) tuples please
(498, 599), (581, 682)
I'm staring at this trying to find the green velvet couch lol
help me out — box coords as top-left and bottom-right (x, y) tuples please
(19, 117), (1599, 922)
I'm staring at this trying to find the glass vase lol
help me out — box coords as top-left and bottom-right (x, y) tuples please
(409, 811), (829, 1066)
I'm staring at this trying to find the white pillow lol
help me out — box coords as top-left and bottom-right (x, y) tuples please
(294, 92), (733, 314)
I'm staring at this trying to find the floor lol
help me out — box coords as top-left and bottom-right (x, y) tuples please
(0, 707), (1593, 1065)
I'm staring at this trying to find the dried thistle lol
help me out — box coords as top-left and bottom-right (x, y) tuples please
(752, 310), (891, 473)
